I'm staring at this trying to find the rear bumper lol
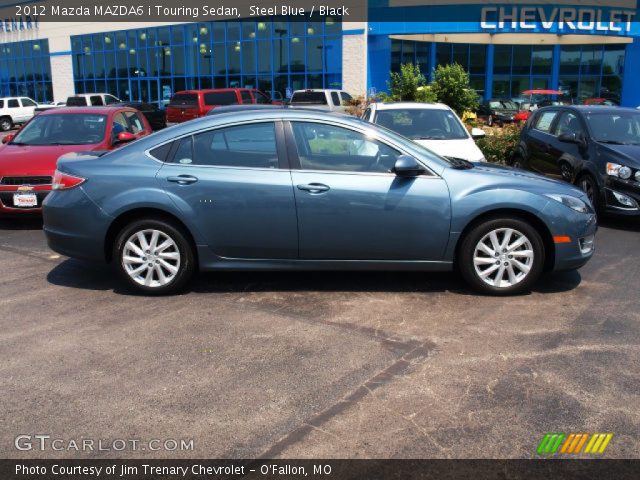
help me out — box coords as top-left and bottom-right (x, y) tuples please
(43, 187), (112, 262)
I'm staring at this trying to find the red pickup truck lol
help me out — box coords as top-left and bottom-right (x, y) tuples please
(166, 88), (279, 123)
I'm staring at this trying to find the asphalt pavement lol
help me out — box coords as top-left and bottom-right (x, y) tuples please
(0, 217), (638, 459)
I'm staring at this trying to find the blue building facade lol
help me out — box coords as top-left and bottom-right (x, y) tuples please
(367, 1), (640, 106)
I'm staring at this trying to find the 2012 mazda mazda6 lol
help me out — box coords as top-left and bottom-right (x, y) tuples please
(43, 110), (597, 295)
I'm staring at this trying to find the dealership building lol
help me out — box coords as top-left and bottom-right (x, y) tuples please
(1, 1), (640, 106)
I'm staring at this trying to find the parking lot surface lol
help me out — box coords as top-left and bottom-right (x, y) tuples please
(1, 218), (638, 459)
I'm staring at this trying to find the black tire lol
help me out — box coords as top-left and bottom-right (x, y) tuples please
(0, 116), (13, 132)
(113, 218), (195, 295)
(458, 217), (545, 295)
(576, 173), (600, 213)
(511, 155), (525, 169)
(487, 115), (493, 127)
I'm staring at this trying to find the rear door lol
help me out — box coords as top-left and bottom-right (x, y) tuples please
(527, 109), (560, 175)
(156, 120), (298, 259)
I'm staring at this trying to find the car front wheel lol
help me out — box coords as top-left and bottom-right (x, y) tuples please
(458, 217), (545, 295)
(114, 219), (195, 295)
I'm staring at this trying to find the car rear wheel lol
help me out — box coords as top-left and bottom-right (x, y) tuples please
(0, 117), (13, 132)
(114, 219), (195, 295)
(458, 217), (544, 295)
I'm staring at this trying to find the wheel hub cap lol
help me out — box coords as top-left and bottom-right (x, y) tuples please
(122, 229), (181, 288)
(473, 228), (534, 288)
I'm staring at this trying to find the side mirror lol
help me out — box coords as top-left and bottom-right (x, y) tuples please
(471, 127), (486, 139)
(115, 131), (136, 144)
(558, 132), (578, 143)
(393, 155), (425, 177)
(2, 134), (14, 144)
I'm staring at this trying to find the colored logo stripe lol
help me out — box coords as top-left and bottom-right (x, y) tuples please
(537, 433), (613, 455)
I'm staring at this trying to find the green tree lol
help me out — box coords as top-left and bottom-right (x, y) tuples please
(386, 63), (435, 102)
(430, 63), (480, 116)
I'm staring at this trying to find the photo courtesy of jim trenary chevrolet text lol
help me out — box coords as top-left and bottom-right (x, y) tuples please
(0, 0), (639, 478)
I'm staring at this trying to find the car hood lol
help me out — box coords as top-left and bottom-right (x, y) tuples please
(414, 138), (485, 162)
(461, 161), (587, 197)
(597, 143), (640, 168)
(0, 144), (99, 176)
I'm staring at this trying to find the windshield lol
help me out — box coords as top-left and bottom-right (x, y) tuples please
(10, 113), (107, 145)
(373, 109), (468, 140)
(586, 111), (640, 144)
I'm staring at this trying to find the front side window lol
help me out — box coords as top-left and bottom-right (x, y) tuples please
(374, 109), (468, 140)
(291, 122), (402, 173)
(533, 111), (558, 133)
(104, 95), (120, 105)
(21, 98), (37, 107)
(255, 92), (270, 104)
(170, 123), (279, 168)
(112, 112), (129, 136)
(124, 111), (144, 134)
(554, 112), (584, 138)
(240, 91), (252, 104)
(11, 114), (107, 145)
(331, 92), (340, 105)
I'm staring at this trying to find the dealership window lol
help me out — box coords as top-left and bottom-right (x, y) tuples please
(0, 39), (53, 102)
(492, 45), (552, 98)
(71, 16), (342, 106)
(559, 44), (625, 103)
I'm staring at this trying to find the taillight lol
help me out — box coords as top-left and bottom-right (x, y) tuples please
(52, 170), (86, 190)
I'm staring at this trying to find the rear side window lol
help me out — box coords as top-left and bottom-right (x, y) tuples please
(240, 91), (252, 104)
(149, 142), (173, 162)
(169, 94), (198, 106)
(204, 91), (239, 106)
(533, 111), (558, 133)
(90, 96), (104, 106)
(167, 123), (278, 169)
(8, 99), (19, 108)
(255, 91), (270, 104)
(331, 92), (340, 106)
(0, 100), (3, 108)
(290, 92), (327, 105)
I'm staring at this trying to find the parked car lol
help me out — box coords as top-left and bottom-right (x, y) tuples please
(289, 89), (353, 112)
(512, 106), (640, 216)
(0, 97), (41, 131)
(477, 99), (519, 126)
(43, 109), (596, 296)
(117, 101), (166, 130)
(0, 106), (151, 214)
(361, 102), (486, 162)
(66, 93), (122, 107)
(166, 88), (277, 123)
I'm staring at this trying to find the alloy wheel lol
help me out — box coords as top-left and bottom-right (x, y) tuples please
(0, 119), (11, 131)
(473, 228), (534, 288)
(122, 229), (181, 288)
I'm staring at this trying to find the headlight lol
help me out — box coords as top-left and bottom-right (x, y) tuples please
(544, 193), (590, 213)
(635, 170), (640, 182)
(606, 162), (633, 179)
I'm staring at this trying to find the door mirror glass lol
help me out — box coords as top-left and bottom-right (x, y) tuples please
(471, 127), (486, 139)
(393, 155), (425, 177)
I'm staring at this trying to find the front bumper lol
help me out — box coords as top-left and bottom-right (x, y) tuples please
(553, 213), (598, 271)
(602, 176), (640, 216)
(0, 185), (50, 214)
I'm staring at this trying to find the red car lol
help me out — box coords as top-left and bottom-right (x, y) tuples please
(166, 88), (278, 123)
(0, 106), (151, 214)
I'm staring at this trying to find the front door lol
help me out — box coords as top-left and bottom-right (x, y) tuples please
(158, 120), (298, 259)
(286, 121), (451, 261)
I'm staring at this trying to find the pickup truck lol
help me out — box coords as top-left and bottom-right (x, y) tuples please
(66, 93), (122, 107)
(289, 89), (353, 112)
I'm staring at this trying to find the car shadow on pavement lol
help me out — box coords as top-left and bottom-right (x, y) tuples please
(0, 217), (43, 230)
(598, 216), (640, 232)
(47, 259), (582, 296)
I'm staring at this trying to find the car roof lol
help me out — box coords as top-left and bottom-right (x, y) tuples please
(292, 89), (344, 93)
(371, 102), (450, 111)
(37, 106), (135, 115)
(537, 105), (638, 115)
(174, 88), (254, 94)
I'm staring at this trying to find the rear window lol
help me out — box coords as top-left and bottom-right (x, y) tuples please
(290, 92), (328, 105)
(169, 94), (198, 106)
(66, 97), (88, 106)
(204, 91), (239, 106)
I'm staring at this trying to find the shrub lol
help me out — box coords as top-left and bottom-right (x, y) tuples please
(475, 124), (523, 165)
(387, 63), (428, 101)
(430, 63), (480, 117)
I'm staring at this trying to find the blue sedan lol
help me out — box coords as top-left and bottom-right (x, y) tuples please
(43, 110), (597, 295)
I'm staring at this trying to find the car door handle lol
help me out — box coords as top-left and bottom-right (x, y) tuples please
(167, 175), (198, 185)
(297, 183), (330, 193)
